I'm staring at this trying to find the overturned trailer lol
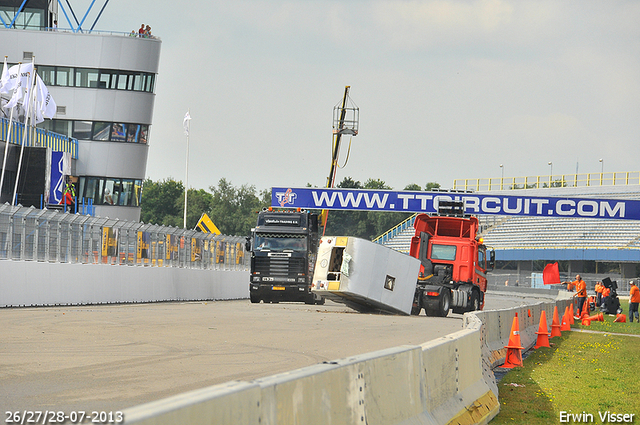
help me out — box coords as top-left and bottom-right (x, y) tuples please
(311, 236), (420, 315)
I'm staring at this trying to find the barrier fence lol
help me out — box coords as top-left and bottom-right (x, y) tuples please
(0, 203), (249, 270)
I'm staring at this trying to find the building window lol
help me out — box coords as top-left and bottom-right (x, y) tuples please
(93, 122), (110, 141)
(79, 177), (142, 207)
(75, 68), (100, 88)
(40, 66), (55, 85)
(110, 123), (127, 142)
(72, 121), (92, 140)
(56, 67), (73, 87)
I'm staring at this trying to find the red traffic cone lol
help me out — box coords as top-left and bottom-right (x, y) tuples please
(614, 314), (627, 323)
(560, 306), (571, 331)
(586, 312), (604, 322)
(503, 313), (523, 368)
(582, 318), (591, 326)
(534, 310), (550, 349)
(551, 306), (562, 337)
(569, 303), (575, 324)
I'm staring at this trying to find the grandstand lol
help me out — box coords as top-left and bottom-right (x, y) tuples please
(377, 172), (640, 287)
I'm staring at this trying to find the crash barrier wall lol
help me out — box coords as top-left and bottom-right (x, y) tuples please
(121, 292), (574, 425)
(0, 261), (249, 307)
(0, 204), (249, 270)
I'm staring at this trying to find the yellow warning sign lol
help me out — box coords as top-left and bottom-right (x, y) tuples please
(196, 213), (221, 235)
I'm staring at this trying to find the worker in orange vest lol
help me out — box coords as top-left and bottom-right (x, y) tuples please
(629, 281), (640, 323)
(566, 275), (587, 315)
(595, 282), (604, 307)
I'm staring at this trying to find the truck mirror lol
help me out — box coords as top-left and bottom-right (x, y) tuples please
(245, 236), (251, 252)
(488, 250), (495, 270)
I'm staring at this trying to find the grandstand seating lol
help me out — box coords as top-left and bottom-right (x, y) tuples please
(379, 215), (640, 253)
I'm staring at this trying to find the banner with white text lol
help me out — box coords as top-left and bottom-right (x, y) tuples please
(271, 187), (640, 220)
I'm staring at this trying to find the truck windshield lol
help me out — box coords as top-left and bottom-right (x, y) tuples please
(431, 244), (456, 261)
(254, 235), (307, 252)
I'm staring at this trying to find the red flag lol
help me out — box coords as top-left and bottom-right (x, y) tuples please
(543, 262), (560, 285)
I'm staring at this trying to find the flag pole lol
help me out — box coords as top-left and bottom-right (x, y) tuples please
(183, 109), (191, 229)
(0, 59), (21, 201)
(12, 57), (37, 206)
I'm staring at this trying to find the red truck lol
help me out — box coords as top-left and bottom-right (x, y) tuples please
(409, 211), (494, 317)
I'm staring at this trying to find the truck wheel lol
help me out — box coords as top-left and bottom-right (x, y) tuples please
(411, 304), (422, 315)
(468, 290), (480, 312)
(250, 293), (260, 303)
(316, 297), (326, 305)
(437, 289), (450, 317)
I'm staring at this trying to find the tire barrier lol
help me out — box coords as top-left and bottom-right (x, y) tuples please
(122, 291), (573, 425)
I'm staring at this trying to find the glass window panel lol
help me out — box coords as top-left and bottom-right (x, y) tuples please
(40, 66), (55, 86)
(103, 179), (115, 205)
(127, 124), (140, 143)
(93, 122), (110, 141)
(56, 67), (73, 86)
(75, 68), (99, 88)
(120, 179), (134, 206)
(72, 121), (92, 140)
(50, 119), (71, 137)
(117, 73), (129, 90)
(133, 180), (142, 207)
(145, 74), (154, 92)
(110, 123), (127, 142)
(98, 71), (111, 89)
(139, 125), (148, 144)
(133, 73), (144, 91)
(111, 179), (122, 205)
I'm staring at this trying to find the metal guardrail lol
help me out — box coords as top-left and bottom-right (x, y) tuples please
(1, 117), (78, 159)
(453, 172), (640, 192)
(0, 204), (248, 270)
(372, 213), (417, 245)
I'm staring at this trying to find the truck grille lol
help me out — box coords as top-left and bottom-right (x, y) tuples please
(254, 257), (306, 278)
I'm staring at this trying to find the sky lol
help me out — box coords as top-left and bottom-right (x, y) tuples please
(82, 0), (640, 193)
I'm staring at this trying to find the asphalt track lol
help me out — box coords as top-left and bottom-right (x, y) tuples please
(0, 291), (550, 414)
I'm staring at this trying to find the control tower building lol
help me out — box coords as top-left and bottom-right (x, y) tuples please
(0, 0), (160, 221)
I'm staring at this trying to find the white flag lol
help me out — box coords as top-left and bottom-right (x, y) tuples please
(36, 76), (56, 121)
(3, 63), (34, 109)
(183, 111), (191, 135)
(1, 63), (33, 95)
(0, 57), (7, 93)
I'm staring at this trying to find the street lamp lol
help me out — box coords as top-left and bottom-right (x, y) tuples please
(500, 164), (504, 179)
(548, 161), (553, 176)
(500, 164), (504, 190)
(599, 158), (603, 173)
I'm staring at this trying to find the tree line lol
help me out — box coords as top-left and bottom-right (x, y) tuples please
(140, 177), (440, 240)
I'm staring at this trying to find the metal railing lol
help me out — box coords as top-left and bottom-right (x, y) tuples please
(1, 116), (78, 159)
(373, 214), (417, 245)
(453, 172), (640, 192)
(0, 203), (248, 270)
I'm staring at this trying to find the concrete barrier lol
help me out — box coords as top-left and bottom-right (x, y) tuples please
(121, 292), (575, 424)
(0, 261), (249, 307)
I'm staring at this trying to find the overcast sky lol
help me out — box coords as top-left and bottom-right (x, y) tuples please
(90, 1), (639, 192)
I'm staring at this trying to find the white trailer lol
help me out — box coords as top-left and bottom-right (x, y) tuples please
(311, 236), (421, 315)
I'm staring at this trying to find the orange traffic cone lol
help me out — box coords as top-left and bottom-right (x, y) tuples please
(550, 306), (562, 337)
(568, 303), (575, 324)
(534, 310), (550, 349)
(580, 299), (590, 319)
(582, 318), (591, 326)
(586, 312), (604, 322)
(503, 313), (523, 368)
(560, 306), (571, 331)
(614, 314), (627, 323)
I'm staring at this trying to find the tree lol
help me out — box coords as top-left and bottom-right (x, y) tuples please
(140, 178), (184, 226)
(425, 182), (441, 191)
(209, 178), (267, 236)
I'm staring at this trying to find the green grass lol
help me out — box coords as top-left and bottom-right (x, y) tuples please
(491, 301), (640, 424)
